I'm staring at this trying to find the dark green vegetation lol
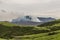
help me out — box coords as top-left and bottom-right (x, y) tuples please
(0, 19), (60, 40)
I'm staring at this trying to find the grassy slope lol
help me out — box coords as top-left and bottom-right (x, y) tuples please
(17, 19), (60, 40)
(0, 21), (17, 27)
(0, 20), (60, 40)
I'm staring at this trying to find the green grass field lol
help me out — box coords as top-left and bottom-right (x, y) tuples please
(0, 19), (60, 40)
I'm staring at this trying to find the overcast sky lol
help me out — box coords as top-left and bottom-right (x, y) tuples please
(0, 0), (60, 21)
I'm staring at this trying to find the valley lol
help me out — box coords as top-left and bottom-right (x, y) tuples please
(0, 19), (60, 40)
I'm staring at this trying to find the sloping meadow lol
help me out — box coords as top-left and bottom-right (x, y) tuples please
(0, 19), (60, 40)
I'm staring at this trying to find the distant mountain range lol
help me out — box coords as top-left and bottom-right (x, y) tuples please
(12, 15), (56, 26)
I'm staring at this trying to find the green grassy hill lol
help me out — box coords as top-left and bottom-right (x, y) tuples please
(0, 20), (60, 40)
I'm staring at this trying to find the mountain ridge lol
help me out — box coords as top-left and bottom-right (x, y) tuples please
(12, 15), (55, 26)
